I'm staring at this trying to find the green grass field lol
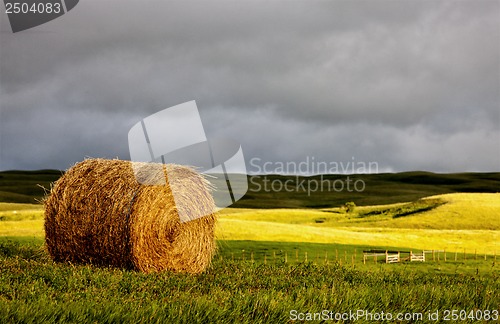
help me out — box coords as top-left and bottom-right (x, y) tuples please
(0, 171), (499, 322)
(1, 242), (497, 323)
(1, 242), (498, 323)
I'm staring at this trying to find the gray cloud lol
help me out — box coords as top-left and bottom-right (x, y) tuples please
(0, 0), (498, 172)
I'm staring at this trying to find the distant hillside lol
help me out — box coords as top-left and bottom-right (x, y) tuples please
(0, 169), (498, 207)
(0, 170), (62, 204)
(232, 172), (500, 208)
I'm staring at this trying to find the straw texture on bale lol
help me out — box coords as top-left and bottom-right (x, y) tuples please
(44, 158), (217, 274)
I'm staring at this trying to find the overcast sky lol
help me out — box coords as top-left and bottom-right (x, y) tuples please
(0, 0), (499, 173)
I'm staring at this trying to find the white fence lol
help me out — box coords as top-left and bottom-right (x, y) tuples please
(410, 252), (425, 262)
(363, 250), (431, 264)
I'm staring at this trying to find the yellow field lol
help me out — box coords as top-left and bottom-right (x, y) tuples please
(1, 193), (499, 254)
(0, 204), (43, 236)
(216, 219), (497, 253)
(216, 193), (500, 253)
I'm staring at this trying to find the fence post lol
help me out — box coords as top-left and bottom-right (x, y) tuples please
(454, 251), (457, 261)
(351, 255), (354, 267)
(363, 253), (366, 265)
(385, 250), (388, 264)
(437, 251), (440, 262)
(251, 251), (254, 263)
(273, 251), (276, 264)
(231, 252), (234, 262)
(325, 251), (328, 265)
(444, 250), (446, 262)
(285, 252), (288, 263)
(305, 251), (308, 262)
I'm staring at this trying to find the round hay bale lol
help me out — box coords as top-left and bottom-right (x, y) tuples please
(44, 158), (217, 273)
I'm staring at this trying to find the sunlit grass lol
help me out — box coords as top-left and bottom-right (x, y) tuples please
(0, 204), (44, 237)
(396, 193), (500, 230)
(216, 218), (498, 254)
(0, 220), (43, 237)
(1, 193), (499, 254)
(0, 203), (42, 212)
(216, 193), (500, 254)
(219, 193), (500, 230)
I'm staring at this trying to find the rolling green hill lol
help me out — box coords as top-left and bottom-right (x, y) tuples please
(235, 172), (500, 208)
(0, 169), (499, 207)
(0, 170), (62, 204)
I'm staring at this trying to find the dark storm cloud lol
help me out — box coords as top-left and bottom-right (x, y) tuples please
(0, 0), (498, 172)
